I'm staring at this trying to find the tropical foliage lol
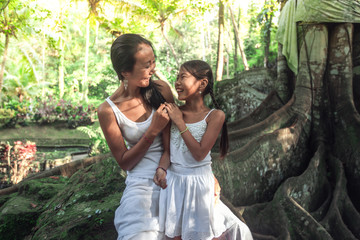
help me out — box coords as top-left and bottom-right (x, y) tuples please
(0, 0), (280, 151)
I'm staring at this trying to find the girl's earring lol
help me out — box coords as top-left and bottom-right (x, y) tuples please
(199, 90), (202, 94)
(123, 79), (128, 90)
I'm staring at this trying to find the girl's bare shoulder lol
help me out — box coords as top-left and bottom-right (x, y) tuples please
(207, 109), (225, 123)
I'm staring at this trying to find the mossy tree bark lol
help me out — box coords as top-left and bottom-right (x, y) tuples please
(215, 0), (225, 81)
(213, 23), (360, 239)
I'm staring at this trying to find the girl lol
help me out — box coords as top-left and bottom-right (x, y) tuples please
(156, 60), (253, 240)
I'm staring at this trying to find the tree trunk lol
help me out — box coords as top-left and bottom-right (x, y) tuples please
(160, 23), (179, 67)
(263, 2), (273, 68)
(201, 23), (206, 61)
(229, 6), (249, 71)
(233, 7), (240, 75)
(82, 18), (90, 103)
(212, 23), (360, 239)
(353, 24), (360, 115)
(234, 29), (238, 74)
(216, 0), (225, 81)
(226, 53), (229, 79)
(0, 8), (10, 102)
(275, 43), (292, 103)
(206, 13), (212, 57)
(58, 37), (65, 99)
(95, 20), (99, 46)
(0, 33), (9, 101)
(42, 32), (46, 97)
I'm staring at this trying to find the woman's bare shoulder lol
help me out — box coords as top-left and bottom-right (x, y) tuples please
(97, 101), (112, 118)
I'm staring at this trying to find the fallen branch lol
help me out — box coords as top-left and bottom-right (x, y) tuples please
(0, 153), (112, 196)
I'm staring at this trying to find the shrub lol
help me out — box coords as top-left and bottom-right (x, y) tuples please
(0, 141), (38, 185)
(32, 96), (96, 128)
(1, 96), (97, 129)
(0, 109), (16, 128)
(0, 99), (32, 128)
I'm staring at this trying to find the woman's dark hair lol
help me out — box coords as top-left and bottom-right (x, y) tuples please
(110, 34), (165, 109)
(181, 60), (229, 159)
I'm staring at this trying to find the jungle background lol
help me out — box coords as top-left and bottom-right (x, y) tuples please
(0, 0), (359, 239)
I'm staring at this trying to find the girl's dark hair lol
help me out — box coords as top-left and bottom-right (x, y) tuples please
(110, 34), (165, 109)
(181, 60), (229, 159)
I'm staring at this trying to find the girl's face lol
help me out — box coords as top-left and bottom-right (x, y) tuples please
(123, 43), (156, 88)
(175, 67), (201, 101)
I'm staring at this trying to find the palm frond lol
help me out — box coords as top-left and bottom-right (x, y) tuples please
(77, 126), (98, 139)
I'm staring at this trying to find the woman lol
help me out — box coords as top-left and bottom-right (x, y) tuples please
(97, 33), (174, 240)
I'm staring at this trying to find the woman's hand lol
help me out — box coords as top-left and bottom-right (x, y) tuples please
(149, 104), (170, 135)
(153, 168), (167, 189)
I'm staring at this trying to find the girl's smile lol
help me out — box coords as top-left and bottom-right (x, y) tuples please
(175, 68), (201, 100)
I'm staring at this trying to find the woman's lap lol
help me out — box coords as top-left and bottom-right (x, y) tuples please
(115, 175), (253, 240)
(114, 176), (163, 239)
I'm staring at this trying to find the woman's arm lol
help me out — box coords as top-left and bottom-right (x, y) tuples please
(98, 102), (169, 170)
(165, 103), (225, 161)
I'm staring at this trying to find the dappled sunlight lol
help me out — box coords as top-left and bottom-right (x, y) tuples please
(276, 127), (297, 153)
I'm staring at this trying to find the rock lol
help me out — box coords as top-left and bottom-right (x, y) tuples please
(0, 176), (67, 240)
(0, 157), (126, 240)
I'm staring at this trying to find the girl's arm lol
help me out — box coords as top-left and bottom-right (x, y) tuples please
(153, 80), (174, 189)
(154, 123), (171, 189)
(165, 103), (225, 161)
(98, 102), (169, 170)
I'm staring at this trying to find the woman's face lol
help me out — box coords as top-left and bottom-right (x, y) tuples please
(124, 43), (156, 88)
(175, 67), (201, 101)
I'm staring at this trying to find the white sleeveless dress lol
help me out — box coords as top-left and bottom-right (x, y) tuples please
(106, 98), (165, 240)
(159, 110), (253, 240)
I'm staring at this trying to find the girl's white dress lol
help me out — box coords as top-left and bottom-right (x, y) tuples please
(159, 110), (253, 240)
(106, 98), (164, 240)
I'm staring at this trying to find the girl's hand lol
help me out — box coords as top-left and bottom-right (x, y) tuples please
(153, 168), (167, 189)
(164, 103), (183, 125)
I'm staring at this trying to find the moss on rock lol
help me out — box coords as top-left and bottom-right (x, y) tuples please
(0, 156), (125, 240)
(30, 157), (125, 240)
(0, 196), (42, 240)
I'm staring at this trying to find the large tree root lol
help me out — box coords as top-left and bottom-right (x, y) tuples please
(240, 146), (360, 239)
(213, 23), (360, 239)
(213, 24), (328, 206)
(225, 95), (295, 152)
(213, 114), (311, 205)
(327, 23), (360, 211)
(227, 91), (285, 132)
